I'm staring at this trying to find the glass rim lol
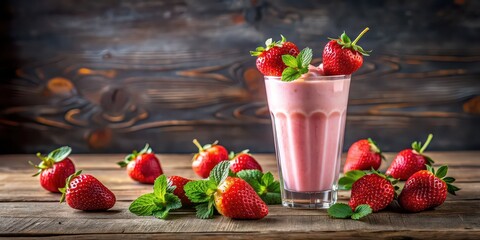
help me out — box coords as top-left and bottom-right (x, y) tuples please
(264, 75), (351, 81)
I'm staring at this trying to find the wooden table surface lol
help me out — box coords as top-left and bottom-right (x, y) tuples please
(0, 152), (479, 239)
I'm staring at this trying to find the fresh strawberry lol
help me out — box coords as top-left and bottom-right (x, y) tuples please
(250, 35), (299, 76)
(228, 150), (262, 173)
(386, 134), (434, 180)
(344, 138), (385, 173)
(185, 161), (269, 219)
(29, 146), (76, 193)
(168, 176), (193, 207)
(399, 165), (460, 212)
(338, 170), (397, 212)
(118, 144), (163, 184)
(192, 139), (229, 178)
(60, 170), (116, 211)
(323, 27), (371, 75)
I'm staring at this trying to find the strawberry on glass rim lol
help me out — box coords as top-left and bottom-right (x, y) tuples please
(250, 35), (299, 76)
(323, 27), (372, 75)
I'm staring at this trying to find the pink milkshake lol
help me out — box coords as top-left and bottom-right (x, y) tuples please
(265, 74), (351, 208)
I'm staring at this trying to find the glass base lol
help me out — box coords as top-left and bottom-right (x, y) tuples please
(281, 189), (337, 209)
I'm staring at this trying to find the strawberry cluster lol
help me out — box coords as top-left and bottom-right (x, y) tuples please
(329, 134), (460, 220)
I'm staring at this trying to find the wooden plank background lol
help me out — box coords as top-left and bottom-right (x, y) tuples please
(0, 0), (479, 153)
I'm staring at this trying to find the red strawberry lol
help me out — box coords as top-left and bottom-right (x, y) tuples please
(192, 139), (229, 178)
(250, 35), (299, 76)
(344, 138), (385, 173)
(185, 161), (269, 219)
(386, 134), (434, 180)
(168, 176), (193, 207)
(341, 171), (396, 212)
(118, 144), (163, 184)
(60, 170), (116, 211)
(228, 150), (263, 173)
(323, 27), (371, 75)
(399, 165), (459, 212)
(29, 146), (76, 193)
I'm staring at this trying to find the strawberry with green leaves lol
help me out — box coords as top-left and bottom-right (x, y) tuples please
(323, 27), (371, 75)
(280, 47), (313, 81)
(386, 134), (434, 180)
(228, 150), (262, 173)
(129, 175), (182, 219)
(184, 161), (269, 219)
(29, 146), (76, 193)
(236, 170), (281, 204)
(344, 138), (385, 173)
(399, 165), (460, 212)
(60, 170), (116, 211)
(192, 139), (229, 178)
(250, 35), (300, 76)
(117, 144), (163, 184)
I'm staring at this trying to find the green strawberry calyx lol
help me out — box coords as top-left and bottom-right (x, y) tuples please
(227, 149), (250, 160)
(328, 203), (372, 220)
(117, 143), (153, 168)
(129, 175), (182, 219)
(329, 27), (371, 56)
(281, 47), (313, 82)
(184, 161), (231, 219)
(339, 169), (399, 196)
(411, 133), (435, 165)
(426, 165), (460, 195)
(250, 35), (287, 57)
(59, 170), (82, 203)
(236, 169), (281, 204)
(29, 146), (72, 176)
(367, 138), (386, 161)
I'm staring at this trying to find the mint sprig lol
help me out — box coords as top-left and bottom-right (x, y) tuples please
(328, 203), (372, 220)
(129, 175), (182, 219)
(236, 170), (281, 204)
(184, 161), (232, 219)
(281, 47), (312, 82)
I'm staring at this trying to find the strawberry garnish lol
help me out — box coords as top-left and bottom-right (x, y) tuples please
(250, 35), (300, 76)
(29, 146), (76, 193)
(117, 144), (163, 184)
(344, 138), (385, 173)
(60, 170), (116, 211)
(184, 161), (269, 219)
(399, 165), (460, 212)
(323, 27), (371, 75)
(129, 175), (182, 219)
(228, 149), (263, 173)
(386, 134), (434, 180)
(192, 139), (229, 178)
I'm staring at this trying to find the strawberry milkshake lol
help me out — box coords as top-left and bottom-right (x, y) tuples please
(265, 73), (350, 208)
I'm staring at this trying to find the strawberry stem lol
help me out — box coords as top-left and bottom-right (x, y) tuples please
(192, 139), (204, 152)
(352, 27), (369, 46)
(419, 134), (433, 153)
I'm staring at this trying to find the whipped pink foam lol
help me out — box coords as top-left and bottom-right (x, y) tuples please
(265, 75), (350, 192)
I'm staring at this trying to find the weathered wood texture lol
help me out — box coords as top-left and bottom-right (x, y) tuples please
(0, 152), (479, 239)
(0, 0), (479, 153)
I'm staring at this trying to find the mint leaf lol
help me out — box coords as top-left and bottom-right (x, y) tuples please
(281, 67), (301, 82)
(298, 47), (312, 68)
(237, 170), (263, 192)
(195, 202), (215, 219)
(327, 203), (353, 219)
(129, 193), (159, 216)
(282, 55), (298, 68)
(48, 146), (72, 162)
(237, 170), (281, 204)
(351, 204), (372, 220)
(153, 175), (168, 202)
(209, 161), (230, 185)
(166, 178), (177, 193)
(165, 193), (182, 211)
(184, 180), (215, 203)
(261, 172), (275, 186)
(261, 192), (281, 205)
(153, 209), (169, 219)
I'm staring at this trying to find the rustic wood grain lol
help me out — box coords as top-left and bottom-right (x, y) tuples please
(0, 152), (479, 239)
(0, 0), (479, 153)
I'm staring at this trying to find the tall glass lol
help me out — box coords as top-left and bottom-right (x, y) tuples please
(264, 75), (351, 209)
